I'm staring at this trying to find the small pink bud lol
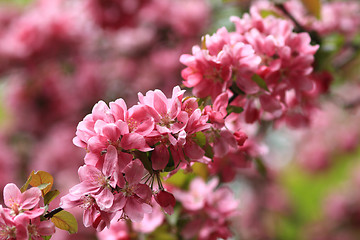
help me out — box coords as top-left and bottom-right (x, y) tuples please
(234, 131), (248, 146)
(154, 191), (176, 215)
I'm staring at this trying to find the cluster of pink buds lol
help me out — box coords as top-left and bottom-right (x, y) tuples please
(61, 86), (247, 230)
(180, 9), (319, 125)
(0, 183), (55, 240)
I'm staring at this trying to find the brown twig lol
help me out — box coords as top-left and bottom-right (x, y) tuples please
(275, 3), (321, 45)
(44, 207), (64, 219)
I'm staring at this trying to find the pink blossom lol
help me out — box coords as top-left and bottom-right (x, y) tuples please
(96, 220), (129, 240)
(173, 178), (218, 211)
(27, 217), (55, 240)
(0, 205), (28, 240)
(203, 92), (228, 128)
(3, 183), (43, 219)
(137, 86), (187, 135)
(282, 0), (360, 40)
(174, 177), (239, 240)
(61, 194), (105, 228)
(68, 148), (124, 211)
(133, 200), (164, 233)
(73, 99), (152, 167)
(180, 46), (232, 100)
(138, 86), (210, 168)
(212, 129), (238, 158)
(154, 190), (176, 215)
(209, 150), (250, 182)
(181, 10), (319, 125)
(117, 159), (152, 222)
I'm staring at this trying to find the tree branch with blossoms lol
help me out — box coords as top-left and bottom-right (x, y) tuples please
(1, 0), (360, 239)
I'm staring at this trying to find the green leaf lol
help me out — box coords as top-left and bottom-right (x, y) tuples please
(164, 149), (176, 172)
(301, 0), (321, 19)
(42, 236), (52, 240)
(44, 190), (60, 205)
(194, 132), (206, 148)
(255, 158), (267, 178)
(192, 162), (208, 180)
(20, 170), (35, 193)
(0, 0), (33, 6)
(252, 74), (269, 91)
(226, 105), (243, 115)
(134, 151), (153, 174)
(204, 144), (214, 159)
(37, 183), (51, 191)
(30, 171), (53, 197)
(260, 9), (283, 19)
(148, 225), (177, 240)
(201, 36), (207, 50)
(51, 210), (78, 234)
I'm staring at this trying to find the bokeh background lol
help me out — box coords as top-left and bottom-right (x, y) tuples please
(0, 0), (359, 239)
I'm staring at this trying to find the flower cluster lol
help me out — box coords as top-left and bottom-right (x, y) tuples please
(0, 183), (55, 240)
(96, 199), (165, 239)
(173, 177), (239, 240)
(61, 86), (247, 230)
(281, 0), (360, 40)
(180, 8), (319, 125)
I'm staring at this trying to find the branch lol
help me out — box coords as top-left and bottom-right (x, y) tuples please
(229, 82), (245, 104)
(44, 207), (64, 219)
(275, 3), (321, 45)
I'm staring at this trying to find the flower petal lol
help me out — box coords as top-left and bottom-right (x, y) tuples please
(4, 183), (21, 208)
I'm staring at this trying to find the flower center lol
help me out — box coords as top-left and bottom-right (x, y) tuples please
(0, 225), (16, 239)
(28, 224), (40, 238)
(127, 117), (139, 132)
(8, 199), (20, 216)
(81, 195), (96, 210)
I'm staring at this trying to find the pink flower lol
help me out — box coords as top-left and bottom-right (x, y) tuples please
(96, 220), (129, 240)
(212, 129), (238, 158)
(73, 99), (152, 167)
(209, 149), (250, 182)
(61, 194), (104, 228)
(138, 86), (210, 169)
(203, 92), (228, 128)
(27, 217), (55, 240)
(138, 86), (187, 135)
(154, 190), (176, 215)
(174, 177), (239, 240)
(117, 159), (152, 222)
(180, 46), (232, 100)
(0, 205), (28, 240)
(133, 200), (164, 233)
(233, 130), (248, 146)
(3, 183), (43, 219)
(174, 178), (218, 211)
(68, 147), (124, 210)
(181, 9), (319, 125)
